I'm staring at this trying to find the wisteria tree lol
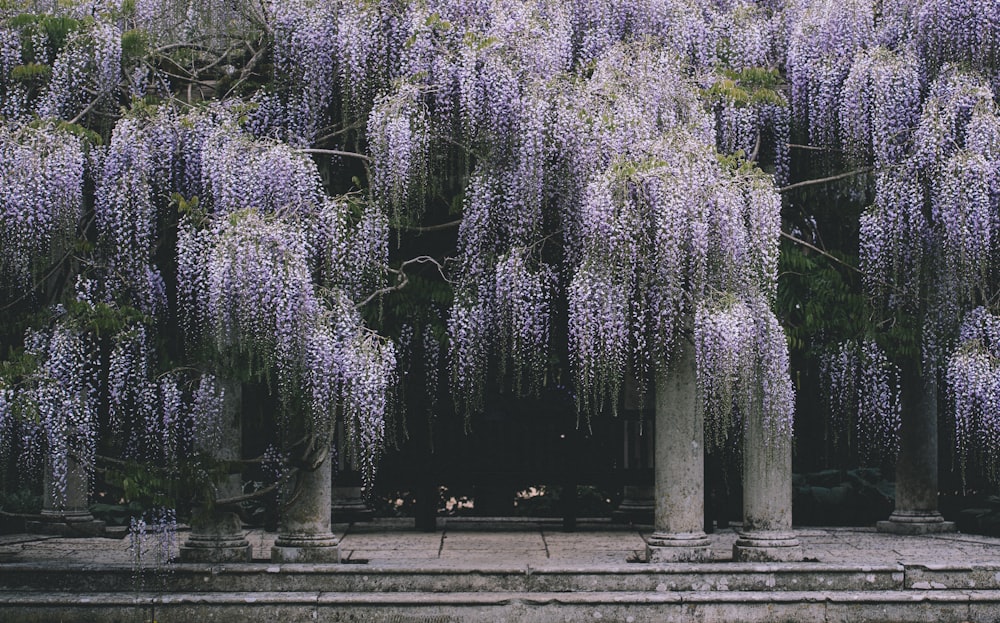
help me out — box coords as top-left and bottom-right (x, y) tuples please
(0, 1), (395, 555)
(784, 0), (1000, 528)
(3, 0), (998, 559)
(0, 0), (799, 544)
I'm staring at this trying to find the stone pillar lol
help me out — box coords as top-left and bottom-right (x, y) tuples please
(332, 481), (373, 522)
(613, 416), (654, 525)
(180, 380), (251, 562)
(613, 484), (654, 524)
(877, 360), (955, 535)
(733, 411), (802, 562)
(272, 445), (340, 563)
(646, 341), (711, 562)
(331, 421), (373, 522)
(28, 450), (105, 537)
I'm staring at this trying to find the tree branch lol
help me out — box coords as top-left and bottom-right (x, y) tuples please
(213, 481), (281, 506)
(355, 255), (451, 308)
(298, 148), (371, 163)
(787, 142), (841, 153)
(778, 167), (873, 194)
(402, 218), (463, 233)
(780, 230), (861, 275)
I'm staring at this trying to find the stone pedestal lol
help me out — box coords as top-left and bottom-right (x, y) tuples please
(613, 415), (654, 525)
(180, 509), (251, 562)
(612, 485), (654, 525)
(877, 361), (955, 535)
(332, 484), (373, 522)
(272, 450), (340, 563)
(180, 380), (251, 563)
(28, 452), (104, 537)
(646, 342), (711, 563)
(733, 411), (801, 562)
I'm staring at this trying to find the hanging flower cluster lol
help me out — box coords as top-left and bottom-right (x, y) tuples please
(199, 124), (323, 216)
(38, 21), (122, 121)
(839, 46), (922, 166)
(860, 68), (1000, 358)
(179, 206), (393, 486)
(494, 249), (554, 392)
(859, 172), (928, 313)
(819, 340), (902, 463)
(0, 27), (24, 119)
(95, 112), (178, 314)
(947, 308), (1000, 480)
(913, 0), (1000, 77)
(17, 318), (100, 508)
(128, 506), (178, 571)
(271, 1), (338, 144)
(568, 135), (787, 422)
(367, 83), (430, 225)
(0, 125), (85, 290)
(569, 0), (715, 68)
(708, 5), (790, 181)
(786, 0), (875, 147)
(783, 1), (1000, 480)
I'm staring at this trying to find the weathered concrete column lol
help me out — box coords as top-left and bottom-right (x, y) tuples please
(613, 484), (654, 524)
(877, 360), (955, 535)
(28, 449), (105, 537)
(272, 443), (340, 563)
(331, 426), (372, 522)
(646, 341), (711, 562)
(332, 481), (373, 522)
(612, 416), (654, 525)
(180, 380), (251, 562)
(733, 411), (802, 562)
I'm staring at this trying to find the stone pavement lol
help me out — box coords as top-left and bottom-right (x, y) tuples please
(5, 519), (1000, 622)
(3, 517), (1000, 568)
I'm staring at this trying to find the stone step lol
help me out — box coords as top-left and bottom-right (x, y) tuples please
(3, 589), (1000, 623)
(2, 561), (998, 593)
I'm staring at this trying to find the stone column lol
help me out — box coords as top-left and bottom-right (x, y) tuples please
(180, 380), (251, 562)
(733, 411), (802, 562)
(272, 443), (340, 563)
(331, 424), (373, 522)
(646, 341), (711, 562)
(614, 484), (654, 524)
(332, 481), (373, 522)
(28, 449), (105, 537)
(613, 417), (654, 525)
(877, 360), (955, 534)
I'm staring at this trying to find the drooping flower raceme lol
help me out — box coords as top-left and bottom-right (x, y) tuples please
(18, 318), (100, 508)
(179, 205), (394, 487)
(95, 113), (178, 314)
(948, 308), (1000, 480)
(38, 21), (122, 121)
(0, 125), (85, 290)
(839, 46), (922, 167)
(819, 340), (902, 463)
(786, 0), (876, 147)
(271, 0), (338, 144)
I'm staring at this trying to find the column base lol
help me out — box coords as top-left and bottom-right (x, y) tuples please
(877, 511), (956, 535)
(179, 510), (252, 562)
(179, 536), (252, 563)
(271, 533), (341, 563)
(332, 486), (374, 522)
(646, 531), (712, 562)
(27, 510), (105, 537)
(733, 531), (802, 562)
(612, 485), (654, 525)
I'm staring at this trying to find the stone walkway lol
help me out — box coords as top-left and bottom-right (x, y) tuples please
(3, 518), (1000, 569)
